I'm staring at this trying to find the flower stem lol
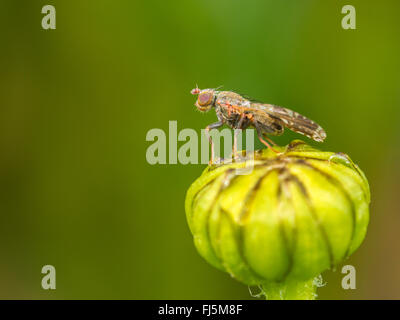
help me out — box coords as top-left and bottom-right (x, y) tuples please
(261, 276), (320, 300)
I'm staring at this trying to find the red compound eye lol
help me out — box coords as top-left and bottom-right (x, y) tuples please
(198, 92), (212, 106)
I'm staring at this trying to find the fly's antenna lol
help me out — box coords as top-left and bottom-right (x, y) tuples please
(191, 84), (201, 95)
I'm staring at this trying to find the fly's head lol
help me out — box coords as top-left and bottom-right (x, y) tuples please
(191, 87), (216, 112)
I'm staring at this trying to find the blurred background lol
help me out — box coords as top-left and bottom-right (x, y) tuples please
(0, 0), (399, 299)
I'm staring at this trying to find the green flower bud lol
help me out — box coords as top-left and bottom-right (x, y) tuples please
(185, 140), (370, 299)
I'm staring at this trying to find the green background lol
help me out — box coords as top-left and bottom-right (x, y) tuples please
(1, 0), (399, 299)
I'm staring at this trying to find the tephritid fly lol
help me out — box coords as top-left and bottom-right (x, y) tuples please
(191, 87), (326, 162)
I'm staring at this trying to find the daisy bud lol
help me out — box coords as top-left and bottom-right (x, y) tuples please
(185, 140), (370, 299)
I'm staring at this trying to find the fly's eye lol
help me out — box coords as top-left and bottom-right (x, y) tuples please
(198, 92), (213, 106)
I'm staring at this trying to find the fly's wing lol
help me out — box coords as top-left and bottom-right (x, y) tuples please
(247, 108), (284, 135)
(251, 103), (327, 142)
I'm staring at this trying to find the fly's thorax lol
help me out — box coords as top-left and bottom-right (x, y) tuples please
(215, 92), (251, 128)
(216, 91), (247, 105)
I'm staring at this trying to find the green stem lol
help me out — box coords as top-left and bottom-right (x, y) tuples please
(261, 276), (320, 300)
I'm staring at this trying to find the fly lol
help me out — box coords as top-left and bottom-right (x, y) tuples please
(191, 87), (327, 162)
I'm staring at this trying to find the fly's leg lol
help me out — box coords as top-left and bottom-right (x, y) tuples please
(263, 134), (277, 146)
(257, 131), (279, 154)
(233, 115), (246, 159)
(205, 121), (224, 164)
(233, 131), (238, 156)
(253, 122), (280, 154)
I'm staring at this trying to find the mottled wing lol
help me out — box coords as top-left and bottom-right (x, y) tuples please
(245, 107), (284, 135)
(252, 103), (327, 142)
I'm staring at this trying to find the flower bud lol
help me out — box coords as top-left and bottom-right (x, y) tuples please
(185, 140), (370, 287)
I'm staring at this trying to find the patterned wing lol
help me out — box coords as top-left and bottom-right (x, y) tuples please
(252, 103), (327, 142)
